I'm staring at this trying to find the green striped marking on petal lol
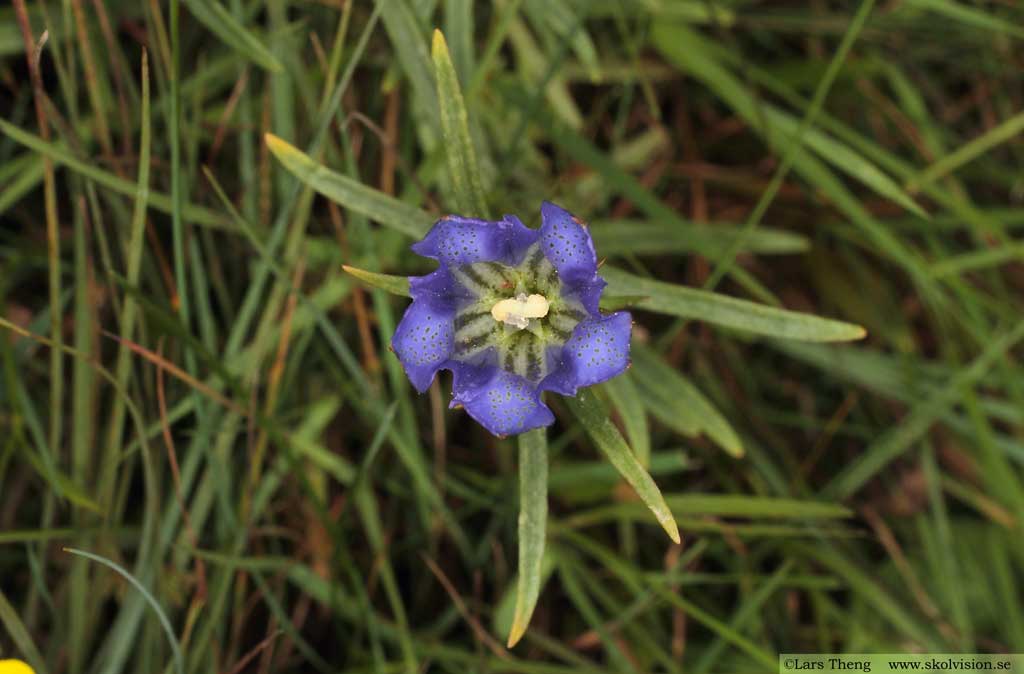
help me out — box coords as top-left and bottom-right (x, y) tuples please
(446, 243), (591, 382)
(451, 265), (494, 297)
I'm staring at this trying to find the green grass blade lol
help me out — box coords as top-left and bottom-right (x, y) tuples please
(691, 561), (794, 674)
(0, 118), (228, 228)
(603, 267), (866, 342)
(651, 18), (925, 220)
(797, 542), (941, 647)
(64, 548), (183, 674)
(0, 588), (48, 674)
(908, 109), (1024, 191)
(507, 427), (548, 648)
(523, 0), (599, 81)
(21, 450), (101, 514)
(443, 0), (473, 84)
(905, 0), (1024, 39)
(0, 155), (44, 215)
(266, 133), (432, 237)
(565, 389), (680, 544)
(180, 0), (282, 72)
(825, 320), (1024, 498)
(103, 48), (151, 513)
(432, 29), (487, 217)
(376, 0), (439, 127)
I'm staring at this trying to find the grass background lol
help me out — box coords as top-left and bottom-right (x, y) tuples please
(2, 0), (1024, 671)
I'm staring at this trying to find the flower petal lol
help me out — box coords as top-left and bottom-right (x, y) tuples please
(539, 201), (599, 284)
(541, 312), (632, 396)
(502, 214), (541, 265)
(411, 215), (505, 265)
(412, 214), (539, 266)
(391, 299), (455, 392)
(564, 276), (607, 316)
(452, 364), (555, 436)
(449, 360), (499, 405)
(409, 267), (472, 306)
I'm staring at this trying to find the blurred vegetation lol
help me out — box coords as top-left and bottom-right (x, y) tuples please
(2, 0), (1024, 672)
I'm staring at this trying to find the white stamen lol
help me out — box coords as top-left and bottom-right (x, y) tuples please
(491, 293), (549, 330)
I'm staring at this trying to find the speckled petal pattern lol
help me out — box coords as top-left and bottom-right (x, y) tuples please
(409, 267), (473, 307)
(411, 215), (504, 266)
(539, 201), (599, 285)
(502, 214), (541, 265)
(412, 214), (540, 267)
(391, 300), (455, 392)
(459, 367), (555, 436)
(542, 312), (632, 396)
(564, 276), (607, 316)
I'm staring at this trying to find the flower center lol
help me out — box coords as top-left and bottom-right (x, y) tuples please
(490, 293), (549, 330)
(449, 243), (588, 383)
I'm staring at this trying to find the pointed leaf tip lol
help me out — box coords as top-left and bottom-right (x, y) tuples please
(342, 266), (411, 297)
(565, 390), (680, 544)
(667, 521), (682, 545)
(506, 428), (548, 650)
(507, 623), (526, 649)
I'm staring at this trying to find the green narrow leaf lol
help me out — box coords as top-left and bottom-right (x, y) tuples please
(598, 294), (647, 311)
(603, 266), (866, 343)
(105, 49), (152, 510)
(432, 29), (488, 217)
(443, 0), (474, 84)
(632, 346), (743, 457)
(265, 133), (432, 238)
(180, 0), (282, 72)
(565, 389), (680, 544)
(494, 549), (557, 638)
(341, 266), (411, 297)
(21, 449), (102, 514)
(904, 0), (1024, 39)
(0, 588), (48, 674)
(507, 427), (548, 648)
(64, 548), (184, 674)
(987, 528), (1024, 647)
(0, 155), (44, 215)
(598, 370), (650, 467)
(376, 0), (440, 127)
(522, 0), (600, 82)
(506, 17), (584, 130)
(907, 109), (1024, 191)
(666, 495), (853, 519)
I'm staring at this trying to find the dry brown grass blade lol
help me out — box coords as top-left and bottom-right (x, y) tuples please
(100, 329), (246, 416)
(421, 553), (510, 660)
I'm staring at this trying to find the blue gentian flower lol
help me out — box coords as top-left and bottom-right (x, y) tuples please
(391, 202), (632, 437)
